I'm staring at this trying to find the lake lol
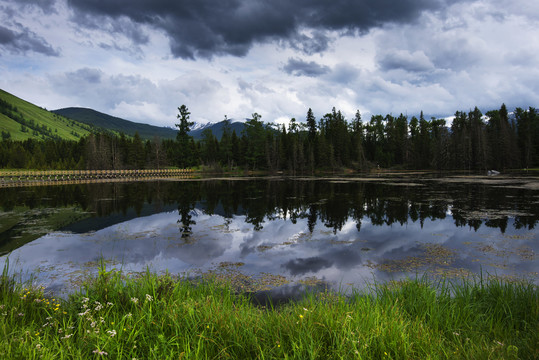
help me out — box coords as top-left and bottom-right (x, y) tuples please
(1, 174), (538, 299)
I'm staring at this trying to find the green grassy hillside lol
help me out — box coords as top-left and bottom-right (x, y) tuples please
(53, 107), (177, 140)
(0, 89), (95, 141)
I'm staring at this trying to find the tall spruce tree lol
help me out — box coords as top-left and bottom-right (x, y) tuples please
(175, 105), (195, 168)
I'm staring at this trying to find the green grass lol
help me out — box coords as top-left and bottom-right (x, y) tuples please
(0, 261), (537, 359)
(0, 89), (94, 141)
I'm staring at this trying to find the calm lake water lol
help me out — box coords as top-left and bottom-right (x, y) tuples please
(1, 175), (538, 298)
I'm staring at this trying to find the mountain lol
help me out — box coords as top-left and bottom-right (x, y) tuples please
(0, 89), (246, 142)
(0, 89), (95, 141)
(189, 120), (245, 140)
(52, 107), (178, 141)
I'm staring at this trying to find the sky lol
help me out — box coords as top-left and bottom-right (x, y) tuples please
(1, 0), (538, 128)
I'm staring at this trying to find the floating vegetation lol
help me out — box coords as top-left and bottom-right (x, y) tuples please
(516, 246), (535, 261)
(210, 224), (239, 233)
(503, 233), (535, 240)
(472, 242), (536, 261)
(217, 261), (245, 268)
(256, 245), (274, 252)
(199, 267), (290, 292)
(370, 243), (456, 273)
(297, 276), (326, 287)
(330, 239), (355, 244)
(460, 209), (535, 221)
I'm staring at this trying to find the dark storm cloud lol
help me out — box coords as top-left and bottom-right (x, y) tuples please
(4, 0), (57, 14)
(0, 24), (59, 56)
(65, 0), (456, 59)
(282, 58), (330, 77)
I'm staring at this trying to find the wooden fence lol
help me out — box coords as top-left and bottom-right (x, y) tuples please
(0, 169), (195, 187)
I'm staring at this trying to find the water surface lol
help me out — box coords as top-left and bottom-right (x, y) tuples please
(1, 175), (537, 297)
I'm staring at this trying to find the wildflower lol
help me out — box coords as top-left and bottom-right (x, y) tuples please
(82, 297), (89, 303)
(145, 294), (153, 302)
(0, 305), (4, 309)
(130, 297), (139, 304)
(78, 309), (89, 316)
(61, 334), (73, 340)
(92, 349), (108, 356)
(91, 321), (96, 328)
(35, 332), (40, 336)
(36, 344), (41, 350)
(18, 312), (24, 317)
(299, 314), (303, 319)
(125, 313), (132, 318)
(95, 304), (103, 311)
(107, 330), (117, 337)
(107, 302), (113, 306)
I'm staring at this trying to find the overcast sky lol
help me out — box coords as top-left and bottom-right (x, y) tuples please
(1, 0), (538, 128)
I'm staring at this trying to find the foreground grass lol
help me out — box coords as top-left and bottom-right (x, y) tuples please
(0, 265), (537, 359)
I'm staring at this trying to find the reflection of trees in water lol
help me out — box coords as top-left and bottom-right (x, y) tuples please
(1, 179), (537, 234)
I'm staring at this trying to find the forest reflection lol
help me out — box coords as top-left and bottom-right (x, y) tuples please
(1, 178), (536, 236)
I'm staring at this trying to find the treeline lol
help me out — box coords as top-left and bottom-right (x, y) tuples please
(0, 133), (166, 170)
(0, 104), (538, 171)
(191, 104), (538, 172)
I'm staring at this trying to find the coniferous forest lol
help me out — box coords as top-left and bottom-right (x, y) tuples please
(0, 103), (538, 172)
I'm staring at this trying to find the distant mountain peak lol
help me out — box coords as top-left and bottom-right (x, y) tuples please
(190, 121), (215, 131)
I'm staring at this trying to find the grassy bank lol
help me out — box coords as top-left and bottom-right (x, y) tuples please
(0, 264), (537, 359)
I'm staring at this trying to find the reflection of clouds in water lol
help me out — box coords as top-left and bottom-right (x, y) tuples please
(2, 207), (537, 294)
(283, 257), (334, 275)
